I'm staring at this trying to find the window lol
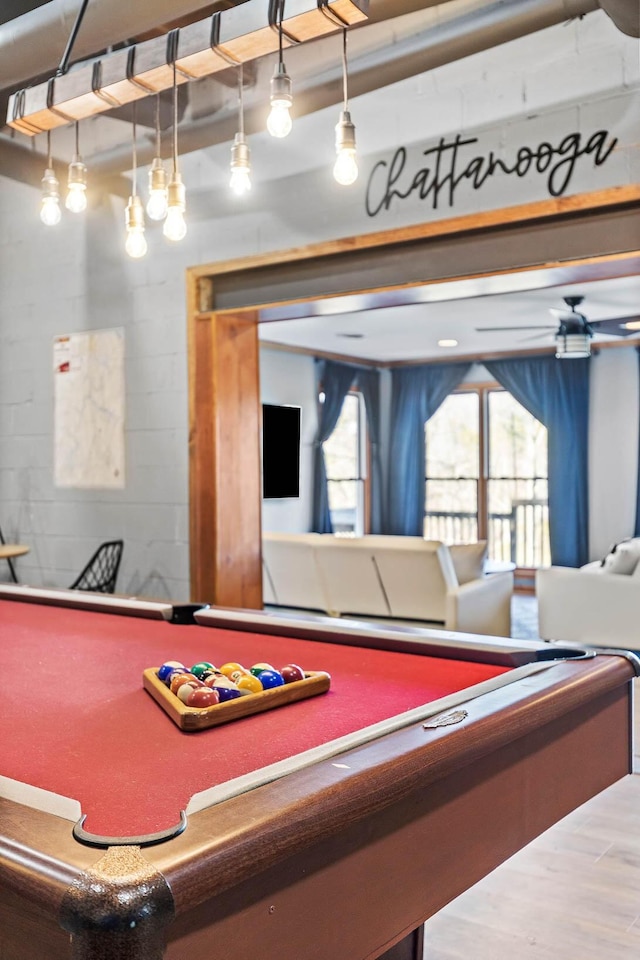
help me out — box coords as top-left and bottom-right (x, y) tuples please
(322, 391), (367, 535)
(425, 385), (550, 570)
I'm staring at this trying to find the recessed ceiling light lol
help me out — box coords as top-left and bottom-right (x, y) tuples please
(338, 332), (364, 339)
(623, 320), (640, 331)
(438, 338), (458, 347)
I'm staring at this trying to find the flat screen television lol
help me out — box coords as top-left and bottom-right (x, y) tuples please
(262, 404), (301, 499)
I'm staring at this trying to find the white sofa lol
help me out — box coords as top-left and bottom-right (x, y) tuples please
(537, 558), (640, 649)
(262, 533), (513, 637)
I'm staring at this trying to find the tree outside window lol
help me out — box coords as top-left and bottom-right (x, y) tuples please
(322, 391), (367, 535)
(425, 385), (550, 570)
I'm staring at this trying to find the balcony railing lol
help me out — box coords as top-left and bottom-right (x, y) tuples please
(425, 498), (550, 568)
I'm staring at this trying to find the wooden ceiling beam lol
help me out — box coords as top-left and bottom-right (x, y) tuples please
(7, 0), (368, 135)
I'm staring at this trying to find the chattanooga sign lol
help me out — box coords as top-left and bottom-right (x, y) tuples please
(365, 129), (617, 218)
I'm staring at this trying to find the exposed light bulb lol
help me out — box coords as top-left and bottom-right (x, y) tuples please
(66, 181), (87, 213)
(41, 195), (62, 226)
(334, 148), (358, 186)
(125, 195), (147, 259)
(40, 167), (61, 226)
(229, 133), (251, 196)
(146, 157), (168, 221)
(66, 157), (87, 213)
(267, 62), (292, 138)
(125, 228), (148, 259)
(334, 111), (358, 186)
(163, 173), (187, 242)
(164, 205), (187, 242)
(267, 101), (292, 138)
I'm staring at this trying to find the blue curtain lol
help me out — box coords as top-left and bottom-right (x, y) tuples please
(355, 366), (383, 534)
(635, 347), (640, 537)
(485, 355), (590, 567)
(311, 359), (384, 534)
(311, 360), (357, 533)
(387, 363), (471, 535)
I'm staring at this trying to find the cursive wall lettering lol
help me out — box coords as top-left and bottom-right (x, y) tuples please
(365, 129), (618, 218)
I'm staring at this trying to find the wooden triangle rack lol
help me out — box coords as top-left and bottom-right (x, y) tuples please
(8, 0), (368, 137)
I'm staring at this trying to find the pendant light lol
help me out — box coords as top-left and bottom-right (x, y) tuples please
(267, 3), (292, 138)
(333, 28), (358, 186)
(163, 60), (187, 242)
(124, 103), (147, 259)
(147, 94), (168, 221)
(40, 130), (61, 226)
(66, 121), (87, 212)
(230, 64), (251, 196)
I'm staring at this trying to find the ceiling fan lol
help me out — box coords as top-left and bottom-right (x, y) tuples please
(476, 296), (640, 358)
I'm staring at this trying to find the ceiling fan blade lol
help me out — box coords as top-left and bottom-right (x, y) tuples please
(590, 314), (640, 337)
(475, 325), (557, 332)
(520, 331), (556, 343)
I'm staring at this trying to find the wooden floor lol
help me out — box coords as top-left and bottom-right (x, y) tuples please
(424, 680), (640, 959)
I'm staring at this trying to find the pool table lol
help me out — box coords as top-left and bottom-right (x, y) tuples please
(0, 583), (637, 960)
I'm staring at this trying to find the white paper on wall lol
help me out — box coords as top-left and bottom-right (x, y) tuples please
(53, 328), (125, 489)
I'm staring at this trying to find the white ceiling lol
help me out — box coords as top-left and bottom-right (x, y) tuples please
(258, 272), (640, 363)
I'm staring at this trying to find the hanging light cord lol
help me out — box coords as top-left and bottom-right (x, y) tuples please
(132, 102), (138, 196)
(46, 129), (52, 167)
(74, 120), (80, 157)
(342, 28), (348, 110)
(155, 93), (161, 157)
(277, 0), (284, 66)
(172, 60), (178, 175)
(238, 63), (244, 136)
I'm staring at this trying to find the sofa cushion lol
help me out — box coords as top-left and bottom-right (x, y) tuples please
(449, 541), (488, 585)
(600, 538), (640, 575)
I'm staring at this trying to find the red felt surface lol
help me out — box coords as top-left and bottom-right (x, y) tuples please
(0, 600), (508, 837)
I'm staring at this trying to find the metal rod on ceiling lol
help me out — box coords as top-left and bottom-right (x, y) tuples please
(56, 0), (91, 76)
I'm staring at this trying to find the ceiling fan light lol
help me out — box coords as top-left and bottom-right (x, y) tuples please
(623, 319), (640, 331)
(555, 332), (591, 359)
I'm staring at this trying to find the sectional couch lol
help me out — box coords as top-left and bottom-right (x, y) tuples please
(262, 532), (513, 637)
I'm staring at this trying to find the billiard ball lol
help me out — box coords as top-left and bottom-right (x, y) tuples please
(170, 672), (199, 694)
(219, 662), (246, 679)
(186, 687), (220, 708)
(176, 681), (201, 704)
(216, 686), (243, 703)
(236, 674), (263, 694)
(190, 661), (216, 679)
(207, 676), (238, 690)
(164, 667), (189, 687)
(200, 669), (223, 683)
(256, 669), (284, 690)
(158, 661), (186, 682)
(249, 662), (274, 676)
(281, 664), (305, 683)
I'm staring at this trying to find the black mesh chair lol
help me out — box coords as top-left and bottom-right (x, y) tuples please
(69, 540), (124, 594)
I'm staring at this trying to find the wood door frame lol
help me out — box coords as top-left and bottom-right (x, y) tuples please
(186, 185), (640, 604)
